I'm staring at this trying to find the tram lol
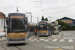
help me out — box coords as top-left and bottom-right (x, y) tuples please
(6, 13), (27, 44)
(36, 21), (52, 36)
(27, 23), (36, 37)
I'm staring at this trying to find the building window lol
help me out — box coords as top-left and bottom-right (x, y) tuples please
(1, 20), (4, 25)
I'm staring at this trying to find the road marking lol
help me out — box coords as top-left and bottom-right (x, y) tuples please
(54, 48), (63, 50)
(63, 37), (75, 39)
(28, 38), (33, 40)
(37, 40), (40, 41)
(40, 38), (44, 40)
(31, 39), (37, 41)
(59, 39), (64, 42)
(53, 39), (58, 42)
(69, 39), (73, 42)
(44, 39), (49, 42)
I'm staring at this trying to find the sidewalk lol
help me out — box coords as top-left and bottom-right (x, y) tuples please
(0, 37), (6, 41)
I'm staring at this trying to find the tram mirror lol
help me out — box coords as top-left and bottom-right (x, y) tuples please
(25, 17), (27, 24)
(25, 20), (27, 24)
(6, 17), (8, 25)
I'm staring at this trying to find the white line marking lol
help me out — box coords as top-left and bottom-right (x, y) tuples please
(28, 38), (32, 40)
(31, 39), (37, 41)
(53, 39), (58, 42)
(40, 39), (44, 41)
(44, 39), (49, 42)
(59, 39), (64, 42)
(69, 39), (73, 42)
(37, 40), (40, 41)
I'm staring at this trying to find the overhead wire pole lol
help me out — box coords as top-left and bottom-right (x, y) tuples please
(31, 14), (32, 23)
(15, 0), (27, 13)
(37, 17), (39, 23)
(26, 12), (32, 23)
(17, 6), (19, 12)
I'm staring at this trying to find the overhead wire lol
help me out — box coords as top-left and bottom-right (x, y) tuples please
(40, 0), (48, 15)
(33, 0), (48, 15)
(15, 0), (27, 13)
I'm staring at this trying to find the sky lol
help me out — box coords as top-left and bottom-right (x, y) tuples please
(0, 0), (75, 23)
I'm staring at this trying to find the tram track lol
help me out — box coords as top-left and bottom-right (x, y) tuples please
(27, 35), (59, 49)
(0, 40), (23, 50)
(6, 44), (24, 50)
(14, 46), (23, 50)
(0, 35), (61, 50)
(2, 43), (7, 50)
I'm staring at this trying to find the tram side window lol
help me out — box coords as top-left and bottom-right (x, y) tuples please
(12, 20), (24, 30)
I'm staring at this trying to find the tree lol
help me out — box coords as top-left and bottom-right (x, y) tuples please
(45, 18), (48, 21)
(41, 16), (44, 21)
(61, 26), (67, 30)
(57, 19), (71, 30)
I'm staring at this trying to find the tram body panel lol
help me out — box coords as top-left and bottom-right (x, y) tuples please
(7, 32), (27, 38)
(37, 31), (50, 36)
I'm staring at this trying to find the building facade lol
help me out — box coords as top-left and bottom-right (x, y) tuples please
(60, 17), (75, 25)
(0, 12), (6, 32)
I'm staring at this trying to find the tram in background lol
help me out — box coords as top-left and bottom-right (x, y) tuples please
(27, 23), (36, 37)
(36, 21), (52, 36)
(6, 13), (27, 44)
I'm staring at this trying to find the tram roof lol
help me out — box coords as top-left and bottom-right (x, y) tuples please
(8, 13), (25, 15)
(28, 22), (36, 26)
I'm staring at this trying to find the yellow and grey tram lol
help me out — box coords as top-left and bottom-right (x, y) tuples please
(6, 13), (27, 44)
(36, 21), (52, 36)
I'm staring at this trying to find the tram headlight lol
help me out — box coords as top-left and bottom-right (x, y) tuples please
(25, 34), (27, 36)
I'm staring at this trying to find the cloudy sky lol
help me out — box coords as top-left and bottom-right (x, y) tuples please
(0, 0), (75, 23)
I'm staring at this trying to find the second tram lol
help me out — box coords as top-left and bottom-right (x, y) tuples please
(36, 21), (52, 36)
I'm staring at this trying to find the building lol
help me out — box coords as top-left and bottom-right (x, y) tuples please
(0, 12), (6, 33)
(60, 17), (75, 25)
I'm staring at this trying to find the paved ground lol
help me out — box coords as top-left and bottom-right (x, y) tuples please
(0, 31), (75, 50)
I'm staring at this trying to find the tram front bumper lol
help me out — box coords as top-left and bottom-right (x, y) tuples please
(7, 37), (27, 44)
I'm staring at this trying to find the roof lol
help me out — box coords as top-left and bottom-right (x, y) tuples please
(0, 12), (6, 19)
(60, 17), (75, 20)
